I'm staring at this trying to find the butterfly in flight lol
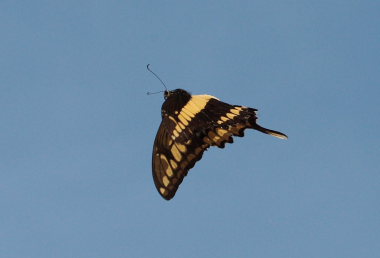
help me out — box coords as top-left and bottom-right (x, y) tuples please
(148, 65), (287, 200)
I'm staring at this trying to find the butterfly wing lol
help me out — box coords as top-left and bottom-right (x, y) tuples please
(152, 94), (264, 200)
(152, 114), (208, 200)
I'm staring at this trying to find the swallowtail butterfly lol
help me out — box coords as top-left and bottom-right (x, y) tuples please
(152, 88), (287, 200)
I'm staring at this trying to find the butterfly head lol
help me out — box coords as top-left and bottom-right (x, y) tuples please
(164, 89), (190, 100)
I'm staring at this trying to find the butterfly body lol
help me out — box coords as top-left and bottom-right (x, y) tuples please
(152, 88), (287, 200)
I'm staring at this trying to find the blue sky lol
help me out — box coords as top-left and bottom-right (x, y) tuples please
(1, 1), (379, 257)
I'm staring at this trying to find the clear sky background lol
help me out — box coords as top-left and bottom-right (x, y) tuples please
(1, 1), (379, 258)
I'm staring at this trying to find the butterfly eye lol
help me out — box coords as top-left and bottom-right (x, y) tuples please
(164, 90), (169, 99)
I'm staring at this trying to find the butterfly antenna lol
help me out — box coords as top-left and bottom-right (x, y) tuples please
(146, 90), (164, 95)
(147, 64), (168, 92)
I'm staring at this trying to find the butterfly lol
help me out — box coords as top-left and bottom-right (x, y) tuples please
(152, 88), (287, 200)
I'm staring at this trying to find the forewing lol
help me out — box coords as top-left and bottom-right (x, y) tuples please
(152, 116), (208, 200)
